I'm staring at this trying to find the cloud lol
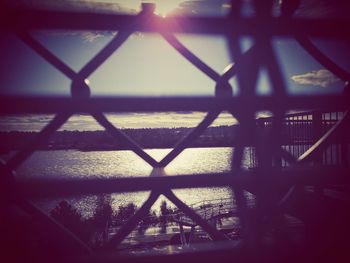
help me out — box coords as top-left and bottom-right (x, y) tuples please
(173, 0), (230, 16)
(5, 0), (136, 14)
(80, 31), (115, 42)
(5, 0), (138, 42)
(7, 0), (230, 42)
(291, 69), (340, 88)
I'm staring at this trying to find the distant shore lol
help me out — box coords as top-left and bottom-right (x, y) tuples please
(0, 125), (238, 153)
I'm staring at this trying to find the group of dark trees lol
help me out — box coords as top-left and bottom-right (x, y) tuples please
(0, 126), (237, 153)
(49, 199), (175, 248)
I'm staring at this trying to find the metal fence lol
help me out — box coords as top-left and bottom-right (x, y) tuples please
(1, 0), (350, 262)
(251, 110), (349, 167)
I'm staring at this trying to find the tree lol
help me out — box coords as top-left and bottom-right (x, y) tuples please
(50, 200), (91, 242)
(138, 210), (157, 234)
(92, 197), (113, 228)
(115, 203), (137, 225)
(90, 196), (114, 247)
(159, 201), (172, 233)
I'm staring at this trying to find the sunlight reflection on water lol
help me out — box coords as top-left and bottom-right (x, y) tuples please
(11, 147), (252, 216)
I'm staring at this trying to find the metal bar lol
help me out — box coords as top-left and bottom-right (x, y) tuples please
(298, 112), (349, 163)
(5, 112), (71, 170)
(2, 9), (350, 39)
(78, 29), (134, 79)
(0, 96), (348, 114)
(16, 172), (252, 198)
(227, 24), (259, 247)
(279, 148), (297, 165)
(107, 191), (160, 247)
(16, 199), (92, 254)
(161, 32), (221, 81)
(163, 190), (228, 241)
(91, 112), (159, 167)
(220, 46), (256, 82)
(17, 32), (77, 79)
(296, 37), (350, 82)
(159, 110), (221, 167)
(257, 37), (287, 167)
(15, 168), (350, 199)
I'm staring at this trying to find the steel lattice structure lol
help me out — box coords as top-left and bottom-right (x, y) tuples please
(1, 0), (350, 262)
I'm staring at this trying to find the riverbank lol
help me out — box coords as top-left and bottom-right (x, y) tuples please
(0, 125), (238, 153)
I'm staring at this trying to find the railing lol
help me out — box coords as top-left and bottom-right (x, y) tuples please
(171, 198), (241, 226)
(1, 1), (350, 262)
(250, 110), (349, 167)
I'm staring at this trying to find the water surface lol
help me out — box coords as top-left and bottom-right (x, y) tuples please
(5, 147), (252, 216)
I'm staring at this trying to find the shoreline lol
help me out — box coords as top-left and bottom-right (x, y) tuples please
(0, 125), (238, 153)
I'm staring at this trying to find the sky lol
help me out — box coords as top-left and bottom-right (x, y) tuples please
(0, 0), (349, 130)
(1, 0), (348, 96)
(0, 111), (240, 131)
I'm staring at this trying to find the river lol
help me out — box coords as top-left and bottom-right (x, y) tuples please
(3, 147), (253, 217)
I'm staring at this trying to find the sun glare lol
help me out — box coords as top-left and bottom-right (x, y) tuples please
(151, 0), (183, 17)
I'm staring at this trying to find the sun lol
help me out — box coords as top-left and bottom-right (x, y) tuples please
(152, 0), (183, 17)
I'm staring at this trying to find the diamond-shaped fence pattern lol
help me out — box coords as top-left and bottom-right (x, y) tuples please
(1, 0), (350, 259)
